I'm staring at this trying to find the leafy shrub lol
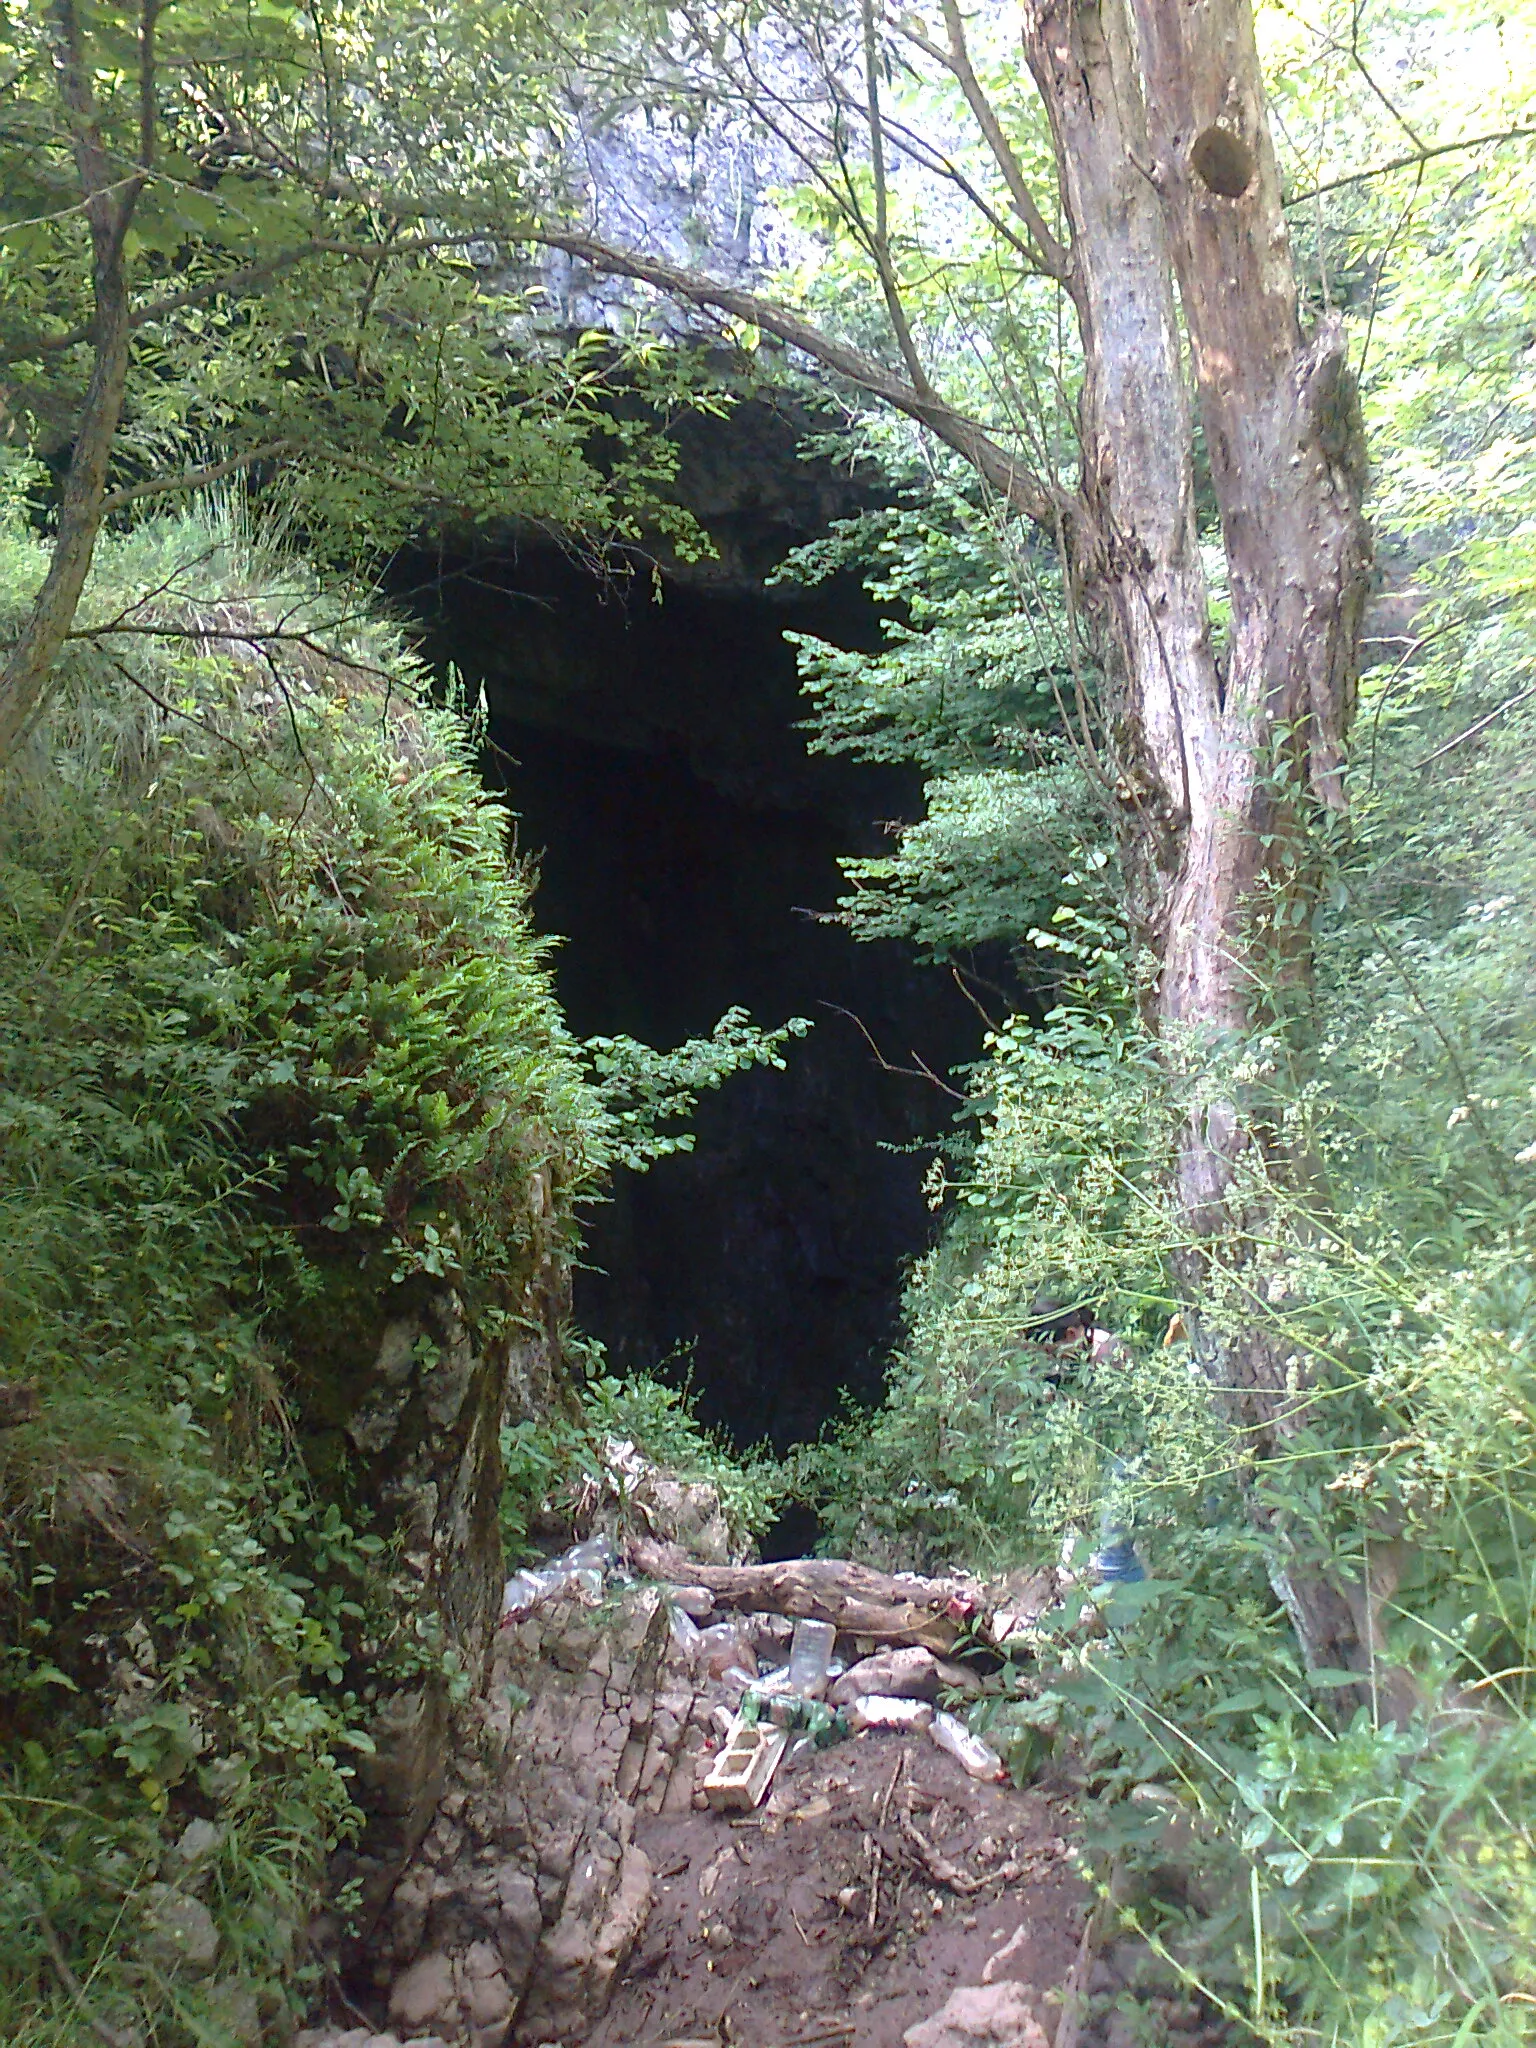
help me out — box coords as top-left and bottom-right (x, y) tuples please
(501, 1359), (787, 1559)
(0, 488), (809, 2041)
(0, 498), (603, 2044)
(788, 189), (1536, 2030)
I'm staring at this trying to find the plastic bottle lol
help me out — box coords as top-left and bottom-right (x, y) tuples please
(667, 1604), (703, 1659)
(846, 1695), (934, 1734)
(693, 1620), (759, 1682)
(564, 1534), (617, 1573)
(500, 1570), (547, 1622)
(928, 1709), (1004, 1780)
(500, 1536), (615, 1621)
(786, 1617), (837, 1698)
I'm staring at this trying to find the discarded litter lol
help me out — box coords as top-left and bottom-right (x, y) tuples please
(741, 1689), (847, 1746)
(846, 1694), (934, 1734)
(668, 1603), (703, 1658)
(702, 1721), (789, 1811)
(786, 1616), (837, 1698)
(718, 1663), (758, 1706)
(666, 1583), (716, 1620)
(929, 1709), (1005, 1780)
(693, 1620), (759, 1682)
(500, 1569), (548, 1620)
(500, 1536), (616, 1621)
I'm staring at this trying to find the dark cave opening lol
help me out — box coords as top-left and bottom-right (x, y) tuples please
(392, 445), (983, 1456)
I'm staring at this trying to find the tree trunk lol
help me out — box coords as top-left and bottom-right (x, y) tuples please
(0, 264), (133, 768)
(0, 3), (140, 773)
(1023, 0), (1374, 1676)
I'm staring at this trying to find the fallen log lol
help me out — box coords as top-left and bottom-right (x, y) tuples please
(627, 1537), (973, 1653)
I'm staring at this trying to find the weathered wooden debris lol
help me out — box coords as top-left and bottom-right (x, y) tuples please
(627, 1537), (977, 1652)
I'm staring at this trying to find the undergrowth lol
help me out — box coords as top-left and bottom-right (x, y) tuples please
(0, 491), (799, 2045)
(501, 1354), (788, 1559)
(0, 496), (603, 2043)
(799, 665), (1536, 2044)
(785, 229), (1536, 2035)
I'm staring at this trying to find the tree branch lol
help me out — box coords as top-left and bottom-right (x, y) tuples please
(861, 0), (934, 398)
(1284, 124), (1536, 204)
(821, 1002), (967, 1101)
(0, 235), (482, 363)
(0, 3), (142, 768)
(137, 0), (158, 170)
(888, 1), (1070, 283)
(99, 438), (294, 512)
(527, 227), (1051, 522)
(1414, 681), (1536, 767)
(190, 108), (1060, 522)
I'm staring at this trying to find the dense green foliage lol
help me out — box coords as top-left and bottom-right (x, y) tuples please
(0, 496), (601, 2043)
(787, 7), (1536, 2040)
(500, 1359), (788, 1561)
(778, 467), (1108, 1001)
(0, 491), (799, 2043)
(0, 0), (717, 565)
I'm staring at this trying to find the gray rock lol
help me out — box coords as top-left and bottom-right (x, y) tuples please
(635, 1475), (732, 1563)
(495, 1863), (544, 1979)
(175, 1818), (223, 1865)
(354, 1583), (692, 2043)
(388, 1952), (456, 2032)
(202, 1979), (260, 2043)
(138, 1885), (220, 1974)
(292, 2034), (451, 2048)
(461, 1939), (513, 2028)
(830, 1644), (976, 1706)
(903, 1984), (1051, 2048)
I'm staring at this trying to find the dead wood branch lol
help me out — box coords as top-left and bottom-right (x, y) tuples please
(1053, 1897), (1112, 2048)
(628, 1537), (971, 1652)
(895, 1813), (1032, 1897)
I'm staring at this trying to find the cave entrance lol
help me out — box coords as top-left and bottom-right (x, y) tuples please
(393, 450), (981, 1456)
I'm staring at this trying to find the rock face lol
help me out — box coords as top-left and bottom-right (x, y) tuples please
(288, 1164), (574, 1917)
(329, 1582), (719, 2045)
(499, 30), (818, 351)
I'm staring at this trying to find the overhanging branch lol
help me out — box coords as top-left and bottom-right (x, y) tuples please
(0, 234), (484, 363)
(526, 227), (1052, 523)
(1284, 123), (1536, 204)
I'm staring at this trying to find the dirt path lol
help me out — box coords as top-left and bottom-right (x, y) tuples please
(587, 1733), (1084, 2048)
(304, 1507), (1235, 2048)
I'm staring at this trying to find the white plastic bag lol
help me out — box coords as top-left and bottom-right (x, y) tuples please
(847, 1695), (934, 1734)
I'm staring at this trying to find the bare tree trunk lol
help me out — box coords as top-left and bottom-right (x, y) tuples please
(1023, 0), (1373, 1676)
(0, 2), (146, 772)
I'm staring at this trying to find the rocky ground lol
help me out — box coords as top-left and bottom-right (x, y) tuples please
(297, 1485), (1231, 2048)
(584, 1723), (1083, 2048)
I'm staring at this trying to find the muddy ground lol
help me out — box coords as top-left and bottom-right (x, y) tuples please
(587, 1730), (1117, 2048)
(307, 1502), (1236, 2048)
